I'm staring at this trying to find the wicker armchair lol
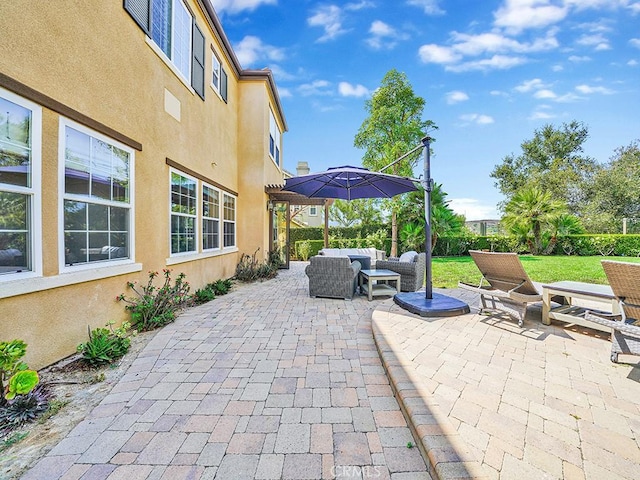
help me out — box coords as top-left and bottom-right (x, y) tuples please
(305, 255), (361, 300)
(375, 253), (426, 292)
(584, 260), (640, 363)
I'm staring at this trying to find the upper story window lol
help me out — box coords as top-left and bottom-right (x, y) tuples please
(0, 89), (41, 278)
(125, 0), (205, 99)
(269, 110), (281, 166)
(309, 206), (318, 216)
(61, 120), (133, 268)
(210, 53), (229, 103)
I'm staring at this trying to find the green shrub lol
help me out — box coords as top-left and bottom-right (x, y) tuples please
(194, 286), (216, 304)
(235, 249), (278, 282)
(0, 340), (29, 403)
(297, 240), (312, 261)
(212, 279), (232, 295)
(6, 370), (39, 401)
(118, 270), (191, 331)
(77, 322), (132, 367)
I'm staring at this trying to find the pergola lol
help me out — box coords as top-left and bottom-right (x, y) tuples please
(265, 185), (334, 249)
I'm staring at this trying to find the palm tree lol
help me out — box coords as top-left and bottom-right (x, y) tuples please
(502, 186), (566, 255)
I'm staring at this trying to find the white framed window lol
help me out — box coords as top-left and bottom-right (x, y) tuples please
(151, 0), (192, 81)
(0, 88), (42, 279)
(170, 170), (197, 255)
(211, 54), (221, 93)
(223, 193), (236, 248)
(269, 110), (281, 166)
(309, 206), (317, 216)
(202, 183), (220, 251)
(60, 119), (133, 269)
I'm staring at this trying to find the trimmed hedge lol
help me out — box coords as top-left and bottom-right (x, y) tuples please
(432, 234), (640, 257)
(294, 238), (393, 260)
(290, 224), (392, 245)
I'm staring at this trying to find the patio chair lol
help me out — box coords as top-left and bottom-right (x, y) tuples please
(584, 260), (640, 363)
(375, 252), (426, 292)
(305, 255), (361, 300)
(458, 250), (546, 327)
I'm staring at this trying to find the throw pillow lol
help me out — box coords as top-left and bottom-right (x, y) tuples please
(398, 251), (418, 263)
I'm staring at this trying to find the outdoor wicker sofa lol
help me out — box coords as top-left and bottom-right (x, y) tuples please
(305, 255), (361, 300)
(585, 260), (640, 363)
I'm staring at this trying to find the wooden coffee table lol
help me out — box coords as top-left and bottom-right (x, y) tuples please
(359, 269), (401, 301)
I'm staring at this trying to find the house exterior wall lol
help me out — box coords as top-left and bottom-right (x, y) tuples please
(0, 0), (286, 368)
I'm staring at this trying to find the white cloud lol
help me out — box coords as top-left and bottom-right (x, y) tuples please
(460, 113), (495, 125)
(445, 91), (469, 104)
(575, 84), (614, 94)
(446, 54), (527, 72)
(448, 198), (498, 220)
(568, 55), (591, 62)
(534, 89), (557, 99)
(338, 82), (370, 97)
(630, 38), (640, 49)
(629, 2), (640, 14)
(211, 0), (276, 14)
(278, 87), (292, 98)
(493, 0), (568, 34)
(367, 20), (407, 49)
(628, 59), (639, 66)
(298, 80), (333, 96)
(552, 64), (563, 71)
(529, 109), (556, 120)
(406, 0), (445, 15)
(576, 33), (610, 50)
(514, 78), (547, 92)
(418, 44), (461, 64)
(418, 30), (557, 71)
(345, 1), (375, 10)
(308, 5), (347, 42)
(555, 92), (581, 102)
(233, 35), (285, 67)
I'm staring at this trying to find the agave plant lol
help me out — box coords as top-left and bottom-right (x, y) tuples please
(0, 384), (50, 438)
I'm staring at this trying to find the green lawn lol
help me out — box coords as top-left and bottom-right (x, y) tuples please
(432, 255), (640, 289)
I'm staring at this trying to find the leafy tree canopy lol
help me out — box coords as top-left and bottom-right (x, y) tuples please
(329, 198), (384, 227)
(491, 121), (598, 213)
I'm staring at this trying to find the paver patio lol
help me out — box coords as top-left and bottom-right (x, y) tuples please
(19, 261), (640, 479)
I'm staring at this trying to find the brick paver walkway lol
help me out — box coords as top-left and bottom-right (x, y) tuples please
(22, 262), (429, 480)
(374, 290), (640, 480)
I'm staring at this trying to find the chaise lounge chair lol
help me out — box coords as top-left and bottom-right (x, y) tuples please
(585, 260), (640, 363)
(458, 250), (547, 327)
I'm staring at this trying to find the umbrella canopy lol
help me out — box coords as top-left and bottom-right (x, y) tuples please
(282, 165), (418, 200)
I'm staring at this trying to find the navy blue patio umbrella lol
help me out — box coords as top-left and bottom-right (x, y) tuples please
(282, 165), (418, 200)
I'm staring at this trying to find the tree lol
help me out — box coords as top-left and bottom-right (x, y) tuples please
(329, 198), (384, 227)
(501, 186), (567, 255)
(354, 69), (436, 256)
(581, 141), (640, 233)
(491, 121), (598, 213)
(396, 183), (464, 253)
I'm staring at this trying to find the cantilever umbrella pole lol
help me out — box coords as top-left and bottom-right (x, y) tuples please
(422, 136), (433, 300)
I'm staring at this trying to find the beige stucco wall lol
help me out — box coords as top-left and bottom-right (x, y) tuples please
(0, 0), (285, 368)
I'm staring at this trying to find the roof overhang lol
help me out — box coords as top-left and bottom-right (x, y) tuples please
(265, 185), (333, 206)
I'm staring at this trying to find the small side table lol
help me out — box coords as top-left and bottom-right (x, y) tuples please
(542, 281), (619, 333)
(359, 269), (401, 301)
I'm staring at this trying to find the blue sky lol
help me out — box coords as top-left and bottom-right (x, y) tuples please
(213, 0), (640, 220)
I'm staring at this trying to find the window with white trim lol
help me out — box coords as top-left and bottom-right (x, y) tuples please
(170, 171), (197, 254)
(62, 121), (133, 266)
(0, 89), (41, 277)
(211, 54), (221, 93)
(202, 184), (219, 251)
(124, 0), (205, 98)
(269, 110), (281, 166)
(309, 206), (317, 216)
(150, 0), (192, 80)
(223, 193), (236, 248)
